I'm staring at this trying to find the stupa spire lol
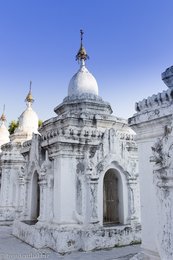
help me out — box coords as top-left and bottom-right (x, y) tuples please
(80, 29), (83, 43)
(0, 105), (6, 122)
(25, 81), (34, 104)
(76, 30), (89, 64)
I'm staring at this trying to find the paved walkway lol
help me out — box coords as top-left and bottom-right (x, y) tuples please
(0, 226), (141, 260)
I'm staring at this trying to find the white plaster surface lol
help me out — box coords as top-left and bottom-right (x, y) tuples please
(0, 226), (141, 260)
(0, 122), (10, 149)
(68, 63), (99, 97)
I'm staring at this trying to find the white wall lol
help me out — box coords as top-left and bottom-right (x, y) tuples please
(137, 139), (158, 254)
(53, 155), (76, 224)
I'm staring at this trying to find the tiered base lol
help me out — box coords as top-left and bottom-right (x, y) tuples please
(13, 220), (141, 253)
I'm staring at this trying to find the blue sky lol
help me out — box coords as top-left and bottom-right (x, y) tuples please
(0, 0), (173, 124)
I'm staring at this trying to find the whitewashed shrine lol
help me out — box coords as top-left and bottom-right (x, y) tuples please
(129, 65), (173, 260)
(0, 32), (141, 252)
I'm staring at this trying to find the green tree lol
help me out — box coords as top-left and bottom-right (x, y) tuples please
(38, 119), (43, 128)
(8, 120), (19, 135)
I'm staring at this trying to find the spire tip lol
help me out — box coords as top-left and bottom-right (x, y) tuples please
(25, 81), (34, 103)
(0, 104), (6, 122)
(76, 30), (89, 62)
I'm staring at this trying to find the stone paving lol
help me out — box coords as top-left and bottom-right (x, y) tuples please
(0, 226), (141, 260)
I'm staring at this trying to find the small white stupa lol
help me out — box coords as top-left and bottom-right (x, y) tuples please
(0, 106), (10, 151)
(11, 82), (39, 142)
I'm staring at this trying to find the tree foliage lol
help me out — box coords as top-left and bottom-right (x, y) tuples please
(8, 120), (19, 135)
(38, 120), (43, 128)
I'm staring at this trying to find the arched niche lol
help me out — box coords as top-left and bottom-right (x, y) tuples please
(98, 163), (129, 226)
(103, 168), (124, 225)
(103, 170), (119, 224)
(30, 171), (40, 221)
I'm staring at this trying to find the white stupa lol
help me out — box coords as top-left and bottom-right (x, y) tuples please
(0, 109), (10, 151)
(68, 30), (98, 99)
(11, 83), (39, 142)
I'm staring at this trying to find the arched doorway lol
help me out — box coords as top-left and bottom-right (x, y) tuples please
(103, 169), (119, 225)
(30, 171), (40, 221)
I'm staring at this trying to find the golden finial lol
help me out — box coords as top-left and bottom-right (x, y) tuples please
(76, 29), (89, 61)
(0, 105), (6, 122)
(25, 81), (34, 103)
